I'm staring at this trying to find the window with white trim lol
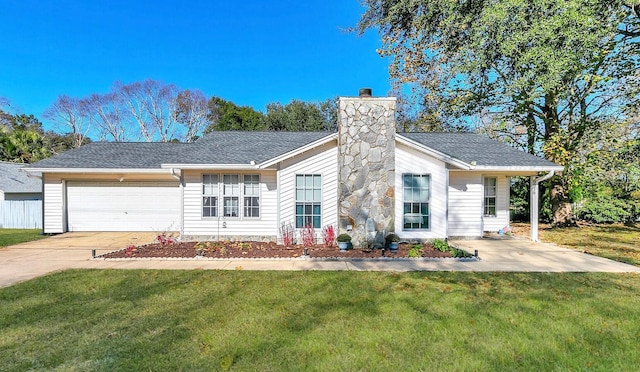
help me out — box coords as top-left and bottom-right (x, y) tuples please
(295, 174), (321, 228)
(403, 174), (430, 230)
(223, 174), (239, 217)
(484, 177), (497, 217)
(202, 174), (218, 217)
(243, 174), (260, 218)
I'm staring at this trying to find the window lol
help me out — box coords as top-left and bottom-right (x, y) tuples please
(403, 174), (430, 230)
(484, 177), (497, 217)
(295, 174), (321, 228)
(244, 174), (260, 218)
(223, 174), (239, 217)
(202, 174), (218, 217)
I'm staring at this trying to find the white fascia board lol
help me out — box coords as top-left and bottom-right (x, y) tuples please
(396, 135), (473, 170)
(161, 164), (260, 170)
(258, 133), (338, 169)
(22, 168), (174, 174)
(466, 165), (565, 172)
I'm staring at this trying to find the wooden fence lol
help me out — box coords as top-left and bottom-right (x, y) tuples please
(0, 200), (42, 229)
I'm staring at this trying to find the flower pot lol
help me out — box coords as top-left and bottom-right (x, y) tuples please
(338, 242), (349, 251)
(388, 242), (399, 252)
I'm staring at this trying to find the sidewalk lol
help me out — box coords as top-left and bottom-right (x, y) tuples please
(1, 233), (639, 288)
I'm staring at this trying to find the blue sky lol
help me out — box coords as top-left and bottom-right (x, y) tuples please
(0, 0), (390, 128)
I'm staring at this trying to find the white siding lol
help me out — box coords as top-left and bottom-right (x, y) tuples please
(448, 172), (510, 236)
(395, 143), (448, 240)
(279, 143), (338, 239)
(482, 175), (510, 232)
(448, 172), (483, 237)
(182, 170), (278, 239)
(43, 174), (65, 234)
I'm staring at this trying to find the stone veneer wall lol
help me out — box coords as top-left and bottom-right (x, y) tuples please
(337, 96), (397, 247)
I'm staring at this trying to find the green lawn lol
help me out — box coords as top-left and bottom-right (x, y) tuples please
(0, 228), (45, 248)
(2, 270), (639, 371)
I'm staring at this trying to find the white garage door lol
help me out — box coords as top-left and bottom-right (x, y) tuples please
(66, 181), (180, 231)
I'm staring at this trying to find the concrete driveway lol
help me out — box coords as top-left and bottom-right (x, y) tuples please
(0, 232), (158, 287)
(1, 233), (638, 288)
(450, 238), (640, 272)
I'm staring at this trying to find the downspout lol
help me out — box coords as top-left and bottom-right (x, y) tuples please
(530, 171), (555, 241)
(170, 168), (183, 238)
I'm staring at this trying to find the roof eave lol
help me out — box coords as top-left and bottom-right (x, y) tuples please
(396, 134), (473, 170)
(258, 133), (338, 169)
(161, 164), (260, 170)
(22, 168), (173, 174)
(451, 165), (565, 173)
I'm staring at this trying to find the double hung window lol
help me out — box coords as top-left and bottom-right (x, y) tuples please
(244, 175), (260, 218)
(403, 174), (430, 230)
(202, 174), (260, 218)
(295, 174), (321, 228)
(223, 175), (239, 217)
(484, 177), (497, 217)
(202, 174), (218, 217)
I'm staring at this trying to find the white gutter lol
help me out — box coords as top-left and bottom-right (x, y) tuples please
(530, 171), (556, 241)
(22, 168), (175, 174)
(161, 164), (259, 170)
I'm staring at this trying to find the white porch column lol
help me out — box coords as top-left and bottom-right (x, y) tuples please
(530, 176), (539, 241)
(530, 171), (555, 241)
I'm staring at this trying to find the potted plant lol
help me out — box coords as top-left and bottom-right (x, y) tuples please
(337, 233), (351, 251)
(385, 233), (400, 252)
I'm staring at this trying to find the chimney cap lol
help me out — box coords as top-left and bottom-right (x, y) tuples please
(358, 88), (372, 97)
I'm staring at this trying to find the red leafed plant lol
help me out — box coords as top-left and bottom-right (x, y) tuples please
(300, 224), (316, 247)
(125, 245), (136, 256)
(156, 232), (176, 245)
(280, 222), (295, 246)
(322, 225), (336, 246)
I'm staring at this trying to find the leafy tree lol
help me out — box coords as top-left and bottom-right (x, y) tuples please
(264, 100), (328, 131)
(357, 0), (640, 224)
(205, 97), (266, 132)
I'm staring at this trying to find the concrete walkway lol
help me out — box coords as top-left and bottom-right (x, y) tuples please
(1, 232), (638, 288)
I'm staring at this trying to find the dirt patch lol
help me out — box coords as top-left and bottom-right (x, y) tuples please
(100, 241), (457, 259)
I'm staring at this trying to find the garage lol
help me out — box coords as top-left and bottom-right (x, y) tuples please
(66, 181), (181, 231)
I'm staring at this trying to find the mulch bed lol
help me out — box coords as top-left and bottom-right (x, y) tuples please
(100, 241), (457, 259)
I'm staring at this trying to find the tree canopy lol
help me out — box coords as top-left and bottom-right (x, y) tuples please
(0, 102), (80, 163)
(357, 0), (640, 223)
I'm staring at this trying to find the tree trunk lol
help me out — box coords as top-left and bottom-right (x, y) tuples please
(549, 183), (576, 226)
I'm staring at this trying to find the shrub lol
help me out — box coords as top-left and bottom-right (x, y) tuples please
(156, 232), (176, 245)
(322, 225), (336, 246)
(408, 244), (422, 258)
(576, 196), (639, 224)
(432, 239), (448, 252)
(385, 233), (400, 243)
(280, 222), (295, 246)
(300, 224), (316, 246)
(337, 233), (351, 243)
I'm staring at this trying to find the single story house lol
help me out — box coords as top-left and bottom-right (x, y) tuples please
(1, 161), (42, 229)
(24, 91), (563, 244)
(1, 161), (42, 201)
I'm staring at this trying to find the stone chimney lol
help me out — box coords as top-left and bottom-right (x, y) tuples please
(338, 89), (396, 247)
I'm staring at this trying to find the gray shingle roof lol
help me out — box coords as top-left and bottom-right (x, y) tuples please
(399, 132), (561, 168)
(186, 131), (335, 164)
(25, 142), (191, 169)
(25, 131), (335, 169)
(0, 162), (41, 193)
